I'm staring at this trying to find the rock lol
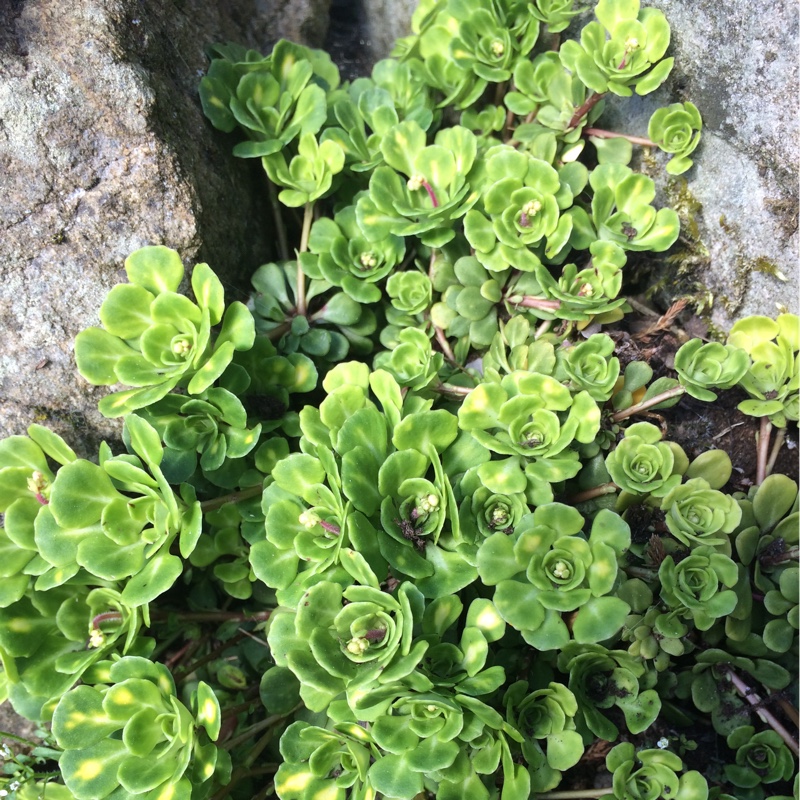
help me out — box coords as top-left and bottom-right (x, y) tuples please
(356, 0), (799, 330)
(0, 0), (329, 455)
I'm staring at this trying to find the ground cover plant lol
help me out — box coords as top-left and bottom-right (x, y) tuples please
(0, 0), (798, 798)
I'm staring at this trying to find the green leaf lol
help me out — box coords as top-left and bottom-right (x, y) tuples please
(195, 681), (221, 740)
(572, 597), (630, 642)
(74, 328), (136, 385)
(121, 552), (183, 606)
(369, 754), (424, 799)
(125, 246), (185, 295)
(60, 739), (128, 800)
(50, 460), (119, 528)
(260, 666), (301, 715)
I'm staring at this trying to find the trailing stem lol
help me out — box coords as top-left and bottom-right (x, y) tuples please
(267, 180), (290, 262)
(295, 201), (314, 317)
(756, 416), (773, 485)
(567, 92), (606, 130)
(535, 790), (615, 799)
(564, 482), (619, 505)
(200, 483), (264, 512)
(434, 382), (473, 397)
(428, 249), (457, 365)
(765, 425), (785, 479)
(725, 667), (799, 756)
(611, 386), (686, 423)
(583, 127), (656, 147)
(508, 295), (562, 311)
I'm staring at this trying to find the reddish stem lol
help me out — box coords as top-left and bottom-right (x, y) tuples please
(584, 127), (657, 147)
(422, 180), (439, 208)
(567, 92), (606, 130)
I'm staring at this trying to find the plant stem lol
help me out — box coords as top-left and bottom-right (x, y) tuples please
(535, 790), (615, 799)
(725, 668), (799, 756)
(199, 483), (264, 512)
(564, 482), (619, 505)
(624, 565), (659, 581)
(610, 385), (686, 423)
(756, 416), (773, 485)
(296, 201), (314, 317)
(534, 320), (552, 339)
(567, 92), (606, 130)
(434, 325), (457, 365)
(222, 711), (293, 751)
(0, 730), (41, 748)
(266, 321), (291, 342)
(583, 127), (657, 147)
(765, 426), (786, 478)
(773, 695), (800, 727)
(175, 630), (250, 676)
(508, 295), (562, 311)
(428, 248), (457, 366)
(267, 180), (290, 262)
(435, 382), (473, 397)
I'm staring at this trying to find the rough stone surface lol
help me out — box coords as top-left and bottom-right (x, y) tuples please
(0, 0), (329, 455)
(357, 0), (799, 329)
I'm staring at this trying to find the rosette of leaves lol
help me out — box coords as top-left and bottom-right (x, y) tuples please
(504, 680), (584, 793)
(621, 606), (688, 672)
(34, 415), (200, 606)
(648, 101), (703, 175)
(304, 202), (405, 303)
(416, 595), (507, 698)
(464, 147), (578, 272)
(559, 0), (674, 97)
(347, 682), (526, 800)
(529, 0), (580, 33)
(457, 465), (528, 542)
(0, 425), (77, 604)
(267, 575), (427, 712)
(503, 240), (628, 326)
(378, 410), (481, 597)
(274, 720), (378, 800)
(605, 421), (683, 498)
(262, 132), (346, 207)
(250, 261), (376, 363)
(556, 333), (621, 402)
(373, 327), (443, 391)
(674, 339), (751, 401)
(557, 643), (662, 740)
(52, 656), (226, 800)
(75, 246), (255, 417)
(0, 584), (152, 722)
(763, 567), (799, 654)
(725, 726), (795, 799)
(189, 502), (262, 600)
(658, 545), (738, 629)
(430, 255), (507, 348)
(481, 315), (557, 379)
(606, 742), (709, 800)
(477, 505), (632, 649)
(459, 370), (600, 506)
(660, 477), (742, 550)
(447, 1), (540, 84)
(199, 39), (338, 158)
(727, 314), (800, 427)
(584, 163), (680, 252)
(504, 52), (596, 150)
(252, 452), (384, 601)
(135, 388), (261, 484)
(355, 120), (480, 247)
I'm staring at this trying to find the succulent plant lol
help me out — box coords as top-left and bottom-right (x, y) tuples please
(74, 247), (255, 417)
(648, 101), (703, 175)
(674, 339), (751, 402)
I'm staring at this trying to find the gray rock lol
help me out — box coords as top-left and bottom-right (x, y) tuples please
(357, 0), (799, 329)
(0, 0), (329, 455)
